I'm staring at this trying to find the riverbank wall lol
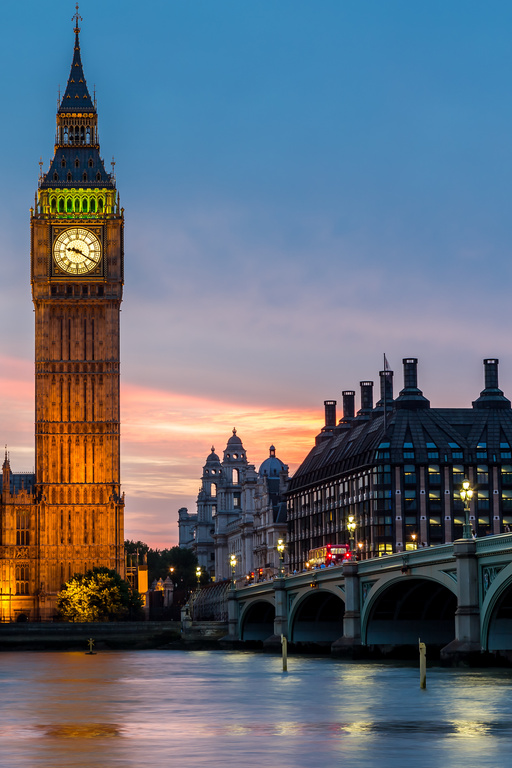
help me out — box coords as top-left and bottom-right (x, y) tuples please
(0, 621), (182, 651)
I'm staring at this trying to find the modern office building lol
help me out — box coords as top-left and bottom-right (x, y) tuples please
(286, 358), (512, 571)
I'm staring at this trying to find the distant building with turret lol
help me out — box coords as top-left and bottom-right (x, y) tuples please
(178, 430), (288, 582)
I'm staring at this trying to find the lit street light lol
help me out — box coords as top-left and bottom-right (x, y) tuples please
(347, 515), (356, 559)
(277, 539), (285, 576)
(196, 566), (202, 590)
(460, 479), (474, 539)
(229, 554), (237, 588)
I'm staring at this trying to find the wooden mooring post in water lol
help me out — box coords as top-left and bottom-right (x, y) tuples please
(419, 639), (426, 689)
(281, 634), (287, 672)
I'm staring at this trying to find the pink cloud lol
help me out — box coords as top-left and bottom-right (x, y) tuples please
(0, 358), (321, 548)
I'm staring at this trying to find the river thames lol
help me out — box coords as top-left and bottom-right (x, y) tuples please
(1, 650), (512, 767)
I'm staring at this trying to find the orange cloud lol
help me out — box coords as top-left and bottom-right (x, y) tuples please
(0, 358), (321, 548)
(120, 381), (320, 546)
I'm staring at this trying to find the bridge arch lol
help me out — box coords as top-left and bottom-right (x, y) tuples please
(239, 598), (275, 641)
(481, 563), (512, 652)
(289, 588), (345, 644)
(362, 575), (457, 648)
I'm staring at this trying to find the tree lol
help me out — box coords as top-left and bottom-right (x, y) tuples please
(124, 541), (202, 590)
(57, 567), (143, 622)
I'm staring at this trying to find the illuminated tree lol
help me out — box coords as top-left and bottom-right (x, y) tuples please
(57, 567), (143, 622)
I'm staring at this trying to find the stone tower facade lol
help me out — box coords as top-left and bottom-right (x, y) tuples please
(0, 14), (124, 621)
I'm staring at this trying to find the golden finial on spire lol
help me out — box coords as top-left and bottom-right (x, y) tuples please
(73, 3), (82, 34)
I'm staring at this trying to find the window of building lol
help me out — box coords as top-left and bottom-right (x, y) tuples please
(476, 442), (487, 460)
(233, 493), (241, 508)
(426, 441), (439, 459)
(403, 465), (416, 484)
(449, 442), (464, 459)
(428, 464), (440, 484)
(15, 565), (29, 595)
(502, 490), (512, 511)
(210, 482), (217, 498)
(452, 465), (465, 490)
(501, 465), (512, 486)
(378, 543), (393, 555)
(16, 512), (30, 545)
(232, 468), (239, 484)
(403, 442), (415, 459)
(404, 489), (416, 511)
(428, 490), (441, 511)
(376, 442), (390, 460)
(477, 465), (488, 485)
(501, 442), (512, 459)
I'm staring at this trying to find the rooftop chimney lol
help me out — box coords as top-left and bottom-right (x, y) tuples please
(473, 358), (511, 410)
(324, 400), (337, 428)
(357, 381), (374, 417)
(376, 369), (393, 407)
(342, 390), (355, 421)
(395, 358), (430, 410)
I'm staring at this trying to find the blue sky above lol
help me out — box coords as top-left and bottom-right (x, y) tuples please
(1, 1), (512, 543)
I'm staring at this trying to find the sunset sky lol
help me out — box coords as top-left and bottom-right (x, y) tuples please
(2, 1), (512, 546)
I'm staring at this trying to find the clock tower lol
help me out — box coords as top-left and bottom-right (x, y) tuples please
(30, 11), (125, 612)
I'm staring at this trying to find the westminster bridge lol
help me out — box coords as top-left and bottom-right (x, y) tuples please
(224, 534), (512, 662)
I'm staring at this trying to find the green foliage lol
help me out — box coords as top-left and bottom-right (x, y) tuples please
(124, 541), (202, 590)
(57, 567), (143, 623)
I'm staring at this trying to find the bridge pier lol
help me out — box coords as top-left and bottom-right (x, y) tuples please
(441, 539), (482, 665)
(332, 562), (362, 657)
(263, 577), (287, 650)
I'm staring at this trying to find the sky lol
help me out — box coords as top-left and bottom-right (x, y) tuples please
(2, 0), (512, 546)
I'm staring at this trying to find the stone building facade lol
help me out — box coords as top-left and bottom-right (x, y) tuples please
(0, 15), (124, 621)
(178, 431), (288, 582)
(286, 357), (512, 571)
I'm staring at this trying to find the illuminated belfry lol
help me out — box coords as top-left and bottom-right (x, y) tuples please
(0, 8), (125, 621)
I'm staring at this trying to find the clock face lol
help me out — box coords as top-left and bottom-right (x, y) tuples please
(53, 228), (101, 275)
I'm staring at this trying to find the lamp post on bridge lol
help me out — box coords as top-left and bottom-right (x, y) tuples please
(277, 539), (285, 576)
(347, 515), (356, 560)
(229, 554), (237, 589)
(460, 479), (474, 539)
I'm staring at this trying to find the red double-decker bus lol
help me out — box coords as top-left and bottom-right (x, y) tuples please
(307, 543), (351, 568)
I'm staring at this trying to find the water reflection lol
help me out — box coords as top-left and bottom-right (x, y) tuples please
(0, 651), (512, 767)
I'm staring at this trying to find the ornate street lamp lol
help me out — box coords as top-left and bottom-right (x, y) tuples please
(196, 566), (202, 590)
(460, 479), (474, 539)
(347, 515), (356, 559)
(229, 554), (237, 587)
(277, 539), (285, 576)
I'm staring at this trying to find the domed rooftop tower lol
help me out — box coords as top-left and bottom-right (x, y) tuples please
(259, 446), (286, 478)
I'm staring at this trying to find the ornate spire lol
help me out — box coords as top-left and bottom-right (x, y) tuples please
(73, 3), (82, 36)
(2, 445), (10, 470)
(58, 4), (95, 114)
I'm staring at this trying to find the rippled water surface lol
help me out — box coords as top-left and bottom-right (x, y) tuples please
(1, 650), (512, 767)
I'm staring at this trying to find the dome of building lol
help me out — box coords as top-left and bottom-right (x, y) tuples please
(259, 445), (286, 478)
(205, 446), (220, 463)
(227, 427), (243, 446)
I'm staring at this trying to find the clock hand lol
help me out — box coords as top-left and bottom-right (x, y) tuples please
(67, 246), (84, 255)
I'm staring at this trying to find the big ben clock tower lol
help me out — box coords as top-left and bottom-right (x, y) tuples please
(30, 9), (125, 614)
